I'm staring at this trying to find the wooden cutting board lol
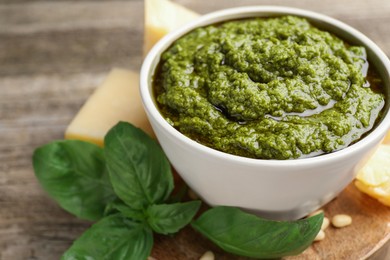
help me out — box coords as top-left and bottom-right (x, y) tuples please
(151, 182), (390, 260)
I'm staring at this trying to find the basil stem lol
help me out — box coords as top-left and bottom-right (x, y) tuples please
(104, 199), (145, 221)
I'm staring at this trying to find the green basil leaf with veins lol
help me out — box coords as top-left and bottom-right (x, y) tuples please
(192, 206), (323, 259)
(32, 140), (117, 221)
(146, 201), (201, 235)
(104, 122), (173, 210)
(104, 199), (145, 221)
(62, 214), (153, 260)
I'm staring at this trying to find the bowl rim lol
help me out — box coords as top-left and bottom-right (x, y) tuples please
(140, 5), (390, 167)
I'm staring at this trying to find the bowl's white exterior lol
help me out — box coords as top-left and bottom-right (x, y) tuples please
(141, 6), (390, 220)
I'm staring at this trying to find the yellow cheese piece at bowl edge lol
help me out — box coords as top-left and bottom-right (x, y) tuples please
(65, 69), (154, 146)
(383, 130), (390, 144)
(355, 144), (390, 206)
(356, 144), (390, 186)
(355, 180), (390, 206)
(144, 0), (200, 55)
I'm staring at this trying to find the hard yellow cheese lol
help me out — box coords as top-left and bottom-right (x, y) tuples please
(383, 130), (390, 144)
(355, 144), (390, 206)
(144, 0), (200, 55)
(65, 69), (154, 146)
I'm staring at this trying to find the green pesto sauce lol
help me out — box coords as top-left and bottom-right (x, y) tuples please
(153, 16), (385, 160)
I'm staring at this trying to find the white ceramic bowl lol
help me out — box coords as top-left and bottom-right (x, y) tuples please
(140, 6), (390, 220)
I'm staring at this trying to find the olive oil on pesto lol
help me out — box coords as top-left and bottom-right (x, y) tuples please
(153, 16), (386, 160)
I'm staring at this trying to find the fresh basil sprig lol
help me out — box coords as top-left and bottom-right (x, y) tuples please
(33, 122), (323, 259)
(192, 206), (324, 259)
(33, 122), (201, 259)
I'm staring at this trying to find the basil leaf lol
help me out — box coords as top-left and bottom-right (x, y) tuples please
(32, 140), (117, 221)
(62, 214), (153, 260)
(146, 201), (201, 235)
(104, 122), (173, 210)
(192, 206), (323, 259)
(104, 199), (145, 221)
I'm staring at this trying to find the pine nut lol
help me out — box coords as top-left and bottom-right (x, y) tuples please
(314, 230), (325, 241)
(199, 250), (215, 260)
(147, 257), (157, 260)
(331, 214), (352, 228)
(321, 217), (330, 230)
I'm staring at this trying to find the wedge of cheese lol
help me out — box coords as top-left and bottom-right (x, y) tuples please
(65, 69), (154, 146)
(383, 130), (390, 144)
(144, 0), (200, 55)
(355, 144), (390, 206)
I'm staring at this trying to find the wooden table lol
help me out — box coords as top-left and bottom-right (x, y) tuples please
(1, 0), (390, 259)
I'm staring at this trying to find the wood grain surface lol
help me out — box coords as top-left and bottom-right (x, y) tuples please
(1, 0), (390, 259)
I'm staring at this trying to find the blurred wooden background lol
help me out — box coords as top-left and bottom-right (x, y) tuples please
(1, 0), (390, 259)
